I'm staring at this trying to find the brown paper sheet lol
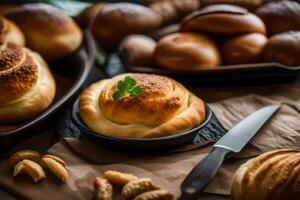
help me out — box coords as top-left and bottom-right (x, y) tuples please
(0, 94), (299, 199)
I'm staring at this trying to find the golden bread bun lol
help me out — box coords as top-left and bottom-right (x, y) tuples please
(232, 149), (300, 200)
(149, 0), (200, 25)
(256, 0), (300, 36)
(0, 42), (56, 123)
(6, 3), (83, 62)
(154, 32), (221, 70)
(91, 3), (161, 51)
(120, 35), (156, 67)
(201, 0), (263, 10)
(181, 4), (266, 35)
(264, 31), (300, 66)
(0, 16), (25, 46)
(75, 2), (109, 29)
(79, 73), (205, 138)
(222, 33), (267, 65)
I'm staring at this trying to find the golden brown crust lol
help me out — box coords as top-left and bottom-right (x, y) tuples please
(6, 3), (82, 61)
(94, 177), (113, 200)
(181, 4), (266, 35)
(0, 42), (56, 123)
(40, 156), (68, 182)
(231, 149), (300, 200)
(201, 0), (263, 10)
(0, 16), (25, 46)
(79, 73), (205, 138)
(9, 150), (41, 167)
(13, 159), (46, 182)
(122, 178), (160, 199)
(91, 3), (161, 51)
(104, 170), (138, 186)
(256, 0), (300, 36)
(154, 32), (221, 70)
(120, 35), (156, 67)
(222, 33), (267, 65)
(264, 31), (300, 66)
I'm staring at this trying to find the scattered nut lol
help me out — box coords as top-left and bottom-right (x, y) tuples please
(13, 159), (46, 182)
(133, 190), (174, 200)
(104, 170), (138, 186)
(94, 177), (113, 200)
(122, 178), (160, 199)
(9, 150), (41, 167)
(40, 155), (68, 182)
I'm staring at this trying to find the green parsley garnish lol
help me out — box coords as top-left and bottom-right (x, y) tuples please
(113, 76), (142, 101)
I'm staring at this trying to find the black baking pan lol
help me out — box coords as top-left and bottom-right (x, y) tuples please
(119, 51), (300, 86)
(0, 30), (95, 149)
(71, 98), (225, 151)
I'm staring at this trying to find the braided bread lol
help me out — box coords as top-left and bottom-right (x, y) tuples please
(0, 42), (56, 123)
(232, 149), (300, 200)
(0, 16), (25, 46)
(79, 73), (205, 138)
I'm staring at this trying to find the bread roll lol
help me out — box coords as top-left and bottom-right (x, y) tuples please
(201, 0), (263, 10)
(79, 73), (205, 138)
(75, 2), (109, 29)
(264, 31), (300, 66)
(154, 32), (221, 70)
(232, 149), (300, 200)
(0, 16), (25, 46)
(120, 35), (156, 67)
(181, 4), (266, 35)
(91, 3), (161, 51)
(256, 0), (300, 36)
(0, 43), (56, 123)
(148, 0), (200, 25)
(222, 33), (267, 65)
(6, 3), (83, 62)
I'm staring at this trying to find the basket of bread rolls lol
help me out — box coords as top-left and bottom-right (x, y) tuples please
(0, 3), (94, 148)
(77, 0), (300, 84)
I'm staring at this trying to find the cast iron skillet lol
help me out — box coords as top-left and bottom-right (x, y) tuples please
(71, 98), (213, 151)
(0, 30), (95, 149)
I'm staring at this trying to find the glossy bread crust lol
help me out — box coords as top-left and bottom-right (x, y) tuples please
(0, 16), (25, 46)
(6, 3), (82, 61)
(0, 43), (56, 123)
(79, 73), (205, 138)
(181, 4), (266, 35)
(232, 149), (300, 200)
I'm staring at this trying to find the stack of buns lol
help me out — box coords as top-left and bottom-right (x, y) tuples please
(0, 3), (83, 124)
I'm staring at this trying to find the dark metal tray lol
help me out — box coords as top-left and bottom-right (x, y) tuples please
(0, 30), (95, 149)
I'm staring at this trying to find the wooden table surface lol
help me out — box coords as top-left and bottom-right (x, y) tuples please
(1, 72), (299, 200)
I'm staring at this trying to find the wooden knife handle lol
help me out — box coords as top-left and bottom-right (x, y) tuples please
(179, 147), (231, 200)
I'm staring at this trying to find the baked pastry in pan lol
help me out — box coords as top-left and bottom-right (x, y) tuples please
(0, 16), (25, 46)
(6, 3), (82, 62)
(181, 4), (266, 36)
(154, 32), (221, 70)
(232, 149), (300, 200)
(79, 73), (205, 138)
(0, 42), (56, 123)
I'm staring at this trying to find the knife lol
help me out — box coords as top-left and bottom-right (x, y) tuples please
(179, 105), (279, 200)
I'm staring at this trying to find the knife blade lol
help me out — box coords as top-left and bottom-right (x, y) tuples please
(179, 105), (279, 200)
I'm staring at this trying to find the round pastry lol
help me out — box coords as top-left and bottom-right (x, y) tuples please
(75, 2), (109, 28)
(154, 32), (221, 70)
(0, 42), (56, 123)
(201, 0), (263, 10)
(91, 3), (161, 51)
(0, 16), (25, 46)
(181, 4), (266, 35)
(222, 33), (267, 65)
(79, 73), (205, 138)
(148, 0), (200, 25)
(120, 35), (156, 67)
(6, 3), (83, 62)
(232, 149), (300, 200)
(255, 0), (300, 36)
(264, 31), (300, 66)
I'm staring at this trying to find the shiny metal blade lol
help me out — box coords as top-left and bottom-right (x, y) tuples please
(214, 105), (279, 153)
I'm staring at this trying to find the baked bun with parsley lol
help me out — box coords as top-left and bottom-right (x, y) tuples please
(79, 73), (205, 138)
